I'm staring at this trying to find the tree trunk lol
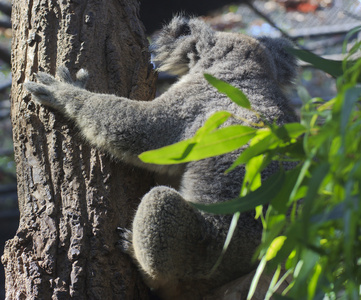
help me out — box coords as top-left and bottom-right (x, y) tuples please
(2, 0), (157, 299)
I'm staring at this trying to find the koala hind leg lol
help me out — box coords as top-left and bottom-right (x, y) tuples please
(131, 186), (207, 295)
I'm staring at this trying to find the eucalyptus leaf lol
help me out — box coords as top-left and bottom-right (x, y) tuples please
(288, 48), (344, 78)
(229, 131), (278, 169)
(204, 73), (251, 109)
(195, 111), (232, 138)
(247, 256), (267, 300)
(301, 163), (330, 233)
(139, 124), (256, 164)
(271, 166), (302, 213)
(340, 87), (361, 137)
(192, 170), (285, 214)
(266, 236), (287, 261)
(278, 123), (306, 140)
(241, 154), (263, 194)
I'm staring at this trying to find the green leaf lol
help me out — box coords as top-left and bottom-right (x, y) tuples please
(289, 153), (315, 202)
(276, 123), (306, 140)
(266, 236), (287, 261)
(302, 163), (330, 229)
(192, 170), (285, 214)
(289, 249), (320, 297)
(139, 124), (256, 164)
(340, 87), (361, 137)
(247, 256), (267, 300)
(192, 125), (256, 158)
(241, 154), (264, 194)
(344, 26), (361, 56)
(267, 229), (298, 270)
(255, 205), (263, 220)
(308, 263), (322, 300)
(195, 111), (232, 138)
(208, 212), (240, 275)
(139, 139), (195, 164)
(271, 166), (302, 213)
(287, 48), (344, 78)
(204, 73), (251, 109)
(230, 131), (278, 168)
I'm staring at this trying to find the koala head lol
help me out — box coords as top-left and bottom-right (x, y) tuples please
(152, 16), (297, 89)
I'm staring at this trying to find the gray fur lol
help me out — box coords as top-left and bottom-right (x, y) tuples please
(25, 16), (298, 300)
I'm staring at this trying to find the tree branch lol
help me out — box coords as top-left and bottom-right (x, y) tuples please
(244, 0), (295, 41)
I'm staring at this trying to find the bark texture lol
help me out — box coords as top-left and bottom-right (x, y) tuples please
(2, 0), (157, 299)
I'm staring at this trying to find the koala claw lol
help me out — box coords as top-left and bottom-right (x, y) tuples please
(75, 68), (89, 88)
(56, 66), (89, 88)
(116, 227), (133, 254)
(56, 65), (73, 84)
(36, 72), (57, 85)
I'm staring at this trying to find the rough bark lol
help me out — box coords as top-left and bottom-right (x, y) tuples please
(2, 0), (157, 299)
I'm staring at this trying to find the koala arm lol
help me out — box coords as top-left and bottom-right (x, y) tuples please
(24, 67), (194, 164)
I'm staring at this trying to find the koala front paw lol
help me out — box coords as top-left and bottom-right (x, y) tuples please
(24, 66), (89, 110)
(24, 72), (61, 108)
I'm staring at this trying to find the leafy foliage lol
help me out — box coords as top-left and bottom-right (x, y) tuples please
(139, 111), (257, 164)
(139, 30), (361, 299)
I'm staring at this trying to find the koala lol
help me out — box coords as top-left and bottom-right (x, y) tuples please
(25, 16), (298, 300)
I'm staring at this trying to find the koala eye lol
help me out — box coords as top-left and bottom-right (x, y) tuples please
(175, 23), (191, 38)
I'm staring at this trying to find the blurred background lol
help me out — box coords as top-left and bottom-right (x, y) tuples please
(0, 0), (360, 298)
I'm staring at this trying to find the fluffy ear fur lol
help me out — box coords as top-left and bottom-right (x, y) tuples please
(258, 36), (298, 89)
(152, 16), (215, 75)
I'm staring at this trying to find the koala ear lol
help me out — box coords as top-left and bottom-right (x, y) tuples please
(258, 37), (298, 88)
(162, 16), (192, 40)
(174, 19), (192, 38)
(164, 15), (214, 44)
